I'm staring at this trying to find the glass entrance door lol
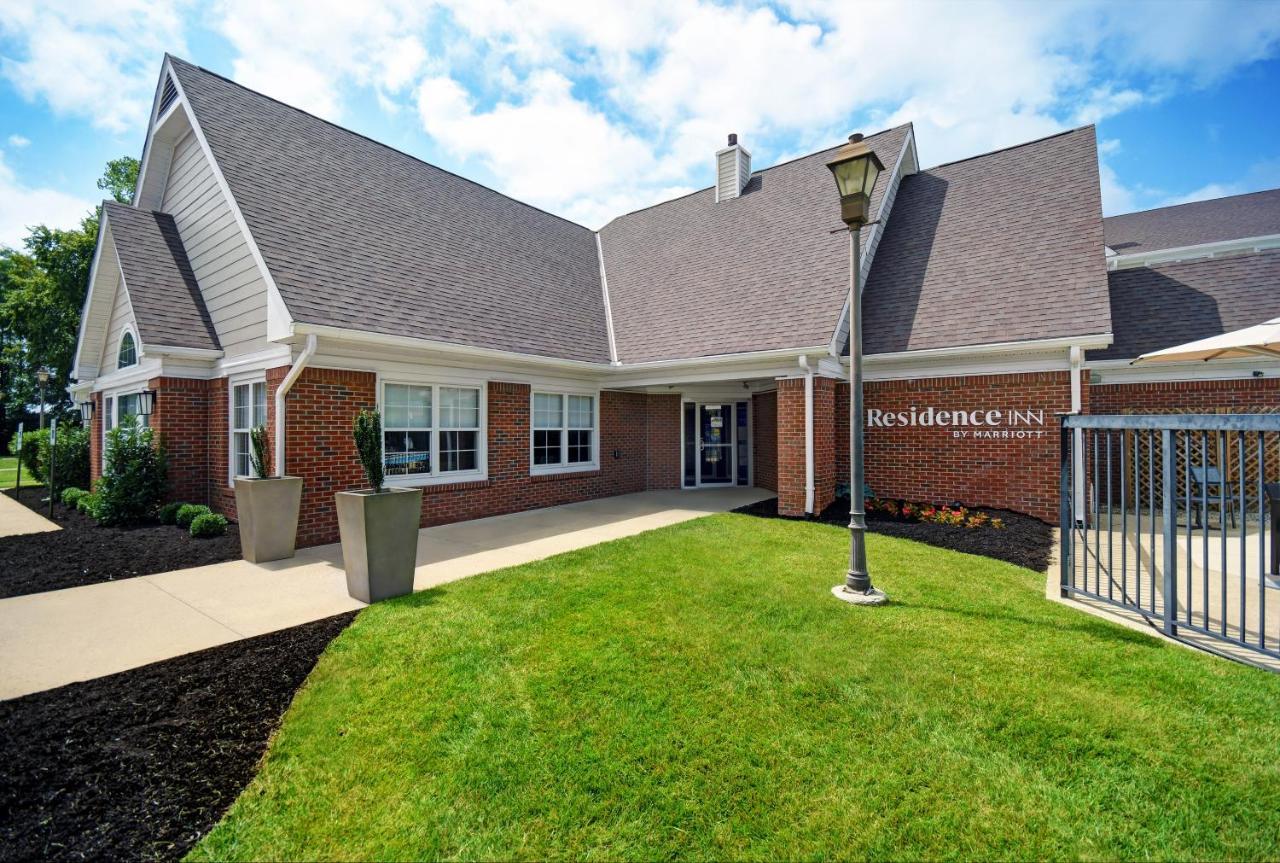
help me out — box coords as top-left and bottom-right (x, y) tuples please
(698, 404), (734, 484)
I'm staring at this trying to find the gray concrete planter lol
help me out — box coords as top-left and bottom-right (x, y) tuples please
(234, 476), (303, 563)
(335, 487), (423, 603)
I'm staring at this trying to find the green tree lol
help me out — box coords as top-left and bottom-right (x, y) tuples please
(0, 155), (139, 439)
(97, 156), (139, 205)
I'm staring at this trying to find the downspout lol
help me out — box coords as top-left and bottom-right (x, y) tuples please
(798, 354), (815, 514)
(274, 334), (317, 477)
(1069, 345), (1085, 521)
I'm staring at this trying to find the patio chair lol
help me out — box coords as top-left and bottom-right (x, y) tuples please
(1189, 466), (1237, 529)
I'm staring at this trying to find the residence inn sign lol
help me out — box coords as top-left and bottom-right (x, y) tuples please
(867, 406), (1049, 439)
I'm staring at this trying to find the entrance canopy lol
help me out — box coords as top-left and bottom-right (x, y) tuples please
(1133, 316), (1280, 364)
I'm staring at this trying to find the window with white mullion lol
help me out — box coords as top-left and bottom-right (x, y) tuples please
(381, 382), (483, 479)
(383, 383), (432, 476)
(532, 392), (595, 469)
(231, 381), (267, 478)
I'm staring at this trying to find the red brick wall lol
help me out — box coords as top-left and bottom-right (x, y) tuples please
(207, 378), (235, 518)
(753, 391), (777, 492)
(812, 377), (836, 514)
(147, 376), (211, 505)
(1091, 377), (1280, 413)
(777, 378), (807, 516)
(645, 393), (681, 489)
(89, 392), (103, 485)
(844, 371), (1075, 522)
(271, 371), (680, 547)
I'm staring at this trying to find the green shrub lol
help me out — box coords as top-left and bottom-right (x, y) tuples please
(250, 425), (270, 479)
(158, 501), (185, 525)
(189, 512), (228, 538)
(176, 503), (211, 528)
(6, 425), (89, 495)
(95, 423), (167, 526)
(8, 428), (48, 482)
(60, 487), (87, 507)
(76, 492), (102, 519)
(46, 425), (90, 497)
(353, 409), (384, 492)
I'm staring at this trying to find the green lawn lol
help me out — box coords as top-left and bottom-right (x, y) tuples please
(191, 515), (1280, 861)
(0, 455), (22, 489)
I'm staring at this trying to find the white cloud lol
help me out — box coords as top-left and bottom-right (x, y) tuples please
(0, 151), (93, 248)
(7, 133), (30, 148)
(211, 0), (429, 120)
(418, 70), (661, 226)
(0, 0), (187, 133)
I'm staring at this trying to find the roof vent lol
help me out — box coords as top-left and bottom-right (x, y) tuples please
(715, 133), (751, 202)
(158, 74), (178, 115)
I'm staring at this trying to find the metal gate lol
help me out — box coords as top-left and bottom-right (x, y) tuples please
(1060, 414), (1280, 664)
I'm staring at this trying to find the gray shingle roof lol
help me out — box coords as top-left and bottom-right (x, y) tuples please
(1104, 188), (1280, 256)
(168, 57), (610, 363)
(1090, 249), (1280, 362)
(860, 127), (1112, 355)
(103, 201), (220, 352)
(600, 125), (911, 363)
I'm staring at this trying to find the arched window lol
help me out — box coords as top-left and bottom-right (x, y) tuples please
(118, 331), (137, 368)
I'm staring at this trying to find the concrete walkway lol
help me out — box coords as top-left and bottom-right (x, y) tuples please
(0, 487), (770, 699)
(0, 489), (60, 537)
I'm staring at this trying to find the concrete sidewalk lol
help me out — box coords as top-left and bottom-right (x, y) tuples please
(0, 487), (770, 699)
(0, 490), (60, 537)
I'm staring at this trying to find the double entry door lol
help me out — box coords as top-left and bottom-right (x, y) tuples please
(682, 401), (749, 487)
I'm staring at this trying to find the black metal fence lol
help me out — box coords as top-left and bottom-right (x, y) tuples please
(1060, 414), (1280, 664)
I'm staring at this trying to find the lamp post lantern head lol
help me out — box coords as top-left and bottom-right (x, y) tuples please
(826, 133), (884, 228)
(35, 366), (52, 385)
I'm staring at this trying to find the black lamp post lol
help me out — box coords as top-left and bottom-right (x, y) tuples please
(826, 134), (887, 605)
(36, 366), (52, 431)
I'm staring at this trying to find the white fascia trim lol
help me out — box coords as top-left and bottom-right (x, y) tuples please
(164, 62), (295, 340)
(87, 358), (162, 393)
(855, 333), (1115, 365)
(71, 215), (111, 381)
(291, 322), (611, 372)
(1086, 356), (1280, 384)
(1107, 233), (1280, 270)
(827, 126), (916, 357)
(596, 233), (620, 365)
(145, 345), (224, 360)
(217, 344), (293, 375)
(132, 60), (172, 207)
(620, 344), (832, 372)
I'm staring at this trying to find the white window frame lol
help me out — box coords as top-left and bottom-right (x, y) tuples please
(117, 325), (139, 370)
(529, 390), (600, 475)
(378, 378), (488, 487)
(229, 377), (268, 484)
(100, 387), (150, 469)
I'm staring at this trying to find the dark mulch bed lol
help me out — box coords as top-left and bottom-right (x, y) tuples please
(734, 496), (1054, 572)
(0, 487), (241, 599)
(0, 612), (357, 862)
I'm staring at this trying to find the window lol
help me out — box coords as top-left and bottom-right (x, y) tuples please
(531, 392), (595, 471)
(104, 396), (114, 447)
(381, 382), (484, 481)
(231, 381), (267, 478)
(384, 383), (431, 476)
(118, 331), (137, 369)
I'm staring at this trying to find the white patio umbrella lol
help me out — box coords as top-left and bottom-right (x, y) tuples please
(1133, 316), (1280, 364)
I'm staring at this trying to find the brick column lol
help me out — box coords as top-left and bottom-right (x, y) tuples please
(147, 376), (211, 505)
(776, 378), (806, 516)
(89, 391), (104, 486)
(812, 376), (836, 514)
(645, 393), (681, 489)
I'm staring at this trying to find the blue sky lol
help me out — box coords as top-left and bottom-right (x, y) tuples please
(1, 0), (1279, 248)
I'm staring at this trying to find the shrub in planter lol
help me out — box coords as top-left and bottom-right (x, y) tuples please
(95, 424), (168, 526)
(335, 409), (422, 603)
(189, 512), (228, 538)
(176, 504), (211, 528)
(158, 501), (186, 525)
(60, 487), (87, 507)
(234, 424), (304, 563)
